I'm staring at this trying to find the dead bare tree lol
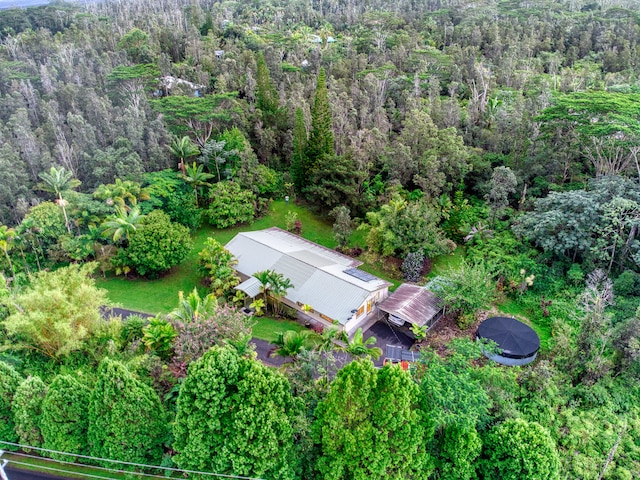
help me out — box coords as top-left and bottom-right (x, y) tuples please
(584, 136), (637, 177)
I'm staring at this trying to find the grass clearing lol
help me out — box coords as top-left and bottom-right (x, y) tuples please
(251, 316), (307, 342)
(430, 246), (466, 277)
(98, 200), (398, 314)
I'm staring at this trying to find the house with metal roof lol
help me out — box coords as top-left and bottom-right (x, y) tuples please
(225, 227), (391, 335)
(378, 283), (444, 336)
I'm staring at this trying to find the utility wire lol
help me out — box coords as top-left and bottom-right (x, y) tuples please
(6, 451), (171, 480)
(0, 442), (264, 480)
(6, 459), (119, 480)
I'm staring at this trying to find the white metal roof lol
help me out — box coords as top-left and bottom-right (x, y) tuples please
(225, 228), (391, 324)
(235, 276), (262, 298)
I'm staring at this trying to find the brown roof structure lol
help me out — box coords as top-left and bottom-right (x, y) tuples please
(379, 284), (443, 327)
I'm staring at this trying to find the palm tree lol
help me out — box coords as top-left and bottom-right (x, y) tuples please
(180, 162), (214, 206)
(253, 270), (274, 304)
(0, 224), (16, 278)
(38, 166), (81, 234)
(315, 327), (342, 353)
(169, 136), (200, 175)
(168, 288), (218, 323)
(269, 330), (310, 363)
(342, 328), (383, 360)
(253, 270), (294, 316)
(101, 206), (145, 244)
(94, 179), (150, 211)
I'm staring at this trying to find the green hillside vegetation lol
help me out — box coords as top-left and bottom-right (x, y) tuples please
(0, 0), (639, 478)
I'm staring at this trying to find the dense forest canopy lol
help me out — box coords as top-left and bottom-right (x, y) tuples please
(0, 0), (639, 478)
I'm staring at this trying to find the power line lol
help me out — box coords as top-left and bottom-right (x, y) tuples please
(0, 442), (264, 480)
(6, 451), (170, 480)
(6, 459), (119, 480)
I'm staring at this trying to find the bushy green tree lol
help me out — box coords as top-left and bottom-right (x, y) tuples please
(480, 418), (561, 480)
(205, 181), (255, 228)
(314, 360), (432, 479)
(304, 153), (365, 212)
(0, 361), (22, 448)
(197, 237), (240, 296)
(432, 260), (496, 324)
(387, 108), (470, 200)
(3, 263), (107, 358)
(41, 375), (91, 461)
(17, 201), (67, 266)
(363, 195), (453, 258)
(173, 346), (299, 479)
(88, 358), (166, 466)
(12, 376), (47, 449)
(126, 210), (192, 276)
(415, 342), (492, 479)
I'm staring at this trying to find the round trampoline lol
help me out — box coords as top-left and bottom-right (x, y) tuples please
(477, 316), (540, 366)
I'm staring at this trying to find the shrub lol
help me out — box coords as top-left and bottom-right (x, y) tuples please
(121, 315), (148, 346)
(126, 210), (192, 277)
(12, 376), (47, 449)
(142, 317), (177, 359)
(0, 361), (22, 448)
(197, 238), (240, 297)
(88, 358), (167, 466)
(170, 304), (254, 377)
(205, 181), (255, 228)
(41, 375), (91, 461)
(402, 251), (425, 282)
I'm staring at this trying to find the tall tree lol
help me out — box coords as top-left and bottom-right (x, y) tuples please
(313, 360), (432, 479)
(255, 52), (280, 121)
(0, 361), (22, 449)
(173, 346), (299, 479)
(152, 94), (238, 148)
(41, 375), (91, 461)
(37, 166), (81, 234)
(88, 358), (166, 466)
(480, 418), (561, 480)
(0, 225), (17, 279)
(12, 376), (47, 450)
(180, 162), (213, 206)
(290, 107), (308, 192)
(306, 68), (334, 169)
(485, 166), (518, 228)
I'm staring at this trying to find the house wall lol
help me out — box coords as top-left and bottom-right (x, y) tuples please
(343, 288), (389, 335)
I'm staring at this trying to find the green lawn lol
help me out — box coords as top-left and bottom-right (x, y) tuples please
(97, 200), (395, 340)
(430, 245), (466, 277)
(251, 316), (307, 342)
(97, 201), (337, 314)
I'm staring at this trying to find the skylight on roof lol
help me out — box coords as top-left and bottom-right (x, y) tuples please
(343, 268), (378, 282)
